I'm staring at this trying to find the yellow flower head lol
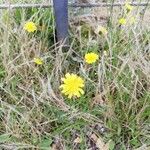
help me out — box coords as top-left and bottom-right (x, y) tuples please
(96, 26), (108, 35)
(119, 18), (127, 25)
(34, 57), (43, 65)
(24, 22), (37, 32)
(85, 52), (99, 64)
(60, 73), (84, 99)
(125, 3), (133, 11)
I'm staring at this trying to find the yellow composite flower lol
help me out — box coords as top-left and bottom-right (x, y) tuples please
(34, 57), (43, 65)
(96, 26), (108, 35)
(125, 3), (133, 11)
(85, 52), (99, 64)
(119, 18), (127, 25)
(24, 21), (37, 32)
(60, 73), (84, 99)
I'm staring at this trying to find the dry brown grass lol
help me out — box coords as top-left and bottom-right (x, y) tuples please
(0, 1), (150, 149)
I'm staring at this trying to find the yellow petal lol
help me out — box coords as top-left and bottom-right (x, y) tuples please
(119, 18), (126, 25)
(34, 58), (43, 65)
(68, 93), (73, 99)
(79, 88), (84, 95)
(24, 21), (37, 33)
(65, 73), (71, 78)
(125, 3), (133, 11)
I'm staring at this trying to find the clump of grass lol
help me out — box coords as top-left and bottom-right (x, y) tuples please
(0, 3), (150, 150)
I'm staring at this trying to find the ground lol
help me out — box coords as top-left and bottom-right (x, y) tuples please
(0, 0), (150, 150)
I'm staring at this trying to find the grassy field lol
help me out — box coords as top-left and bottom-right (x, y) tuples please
(0, 1), (150, 150)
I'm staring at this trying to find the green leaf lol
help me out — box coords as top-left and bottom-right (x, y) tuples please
(109, 140), (115, 150)
(117, 125), (121, 136)
(39, 138), (52, 150)
(0, 134), (10, 143)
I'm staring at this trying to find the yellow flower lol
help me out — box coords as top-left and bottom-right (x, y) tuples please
(24, 21), (37, 32)
(34, 57), (43, 65)
(85, 52), (99, 64)
(125, 3), (133, 11)
(60, 73), (84, 99)
(96, 26), (108, 35)
(119, 18), (127, 25)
